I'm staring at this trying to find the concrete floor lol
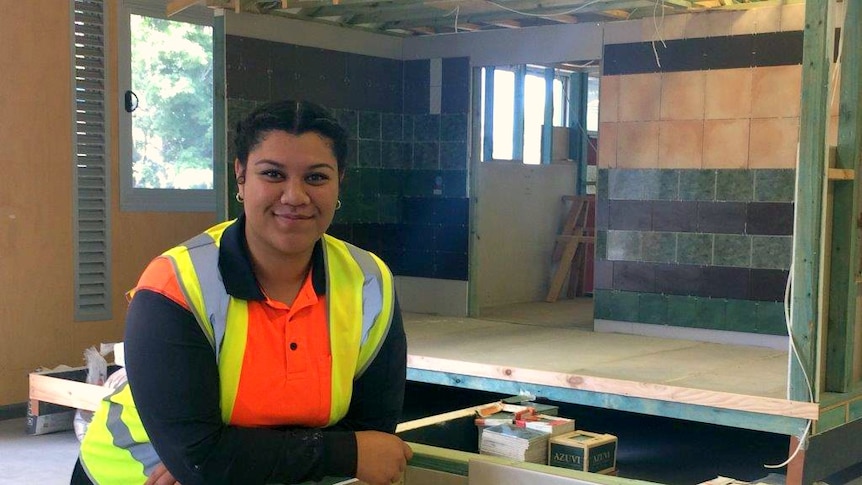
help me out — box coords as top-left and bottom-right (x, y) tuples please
(0, 417), (79, 484)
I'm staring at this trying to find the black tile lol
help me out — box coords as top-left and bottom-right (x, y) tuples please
(379, 169), (405, 196)
(750, 269), (789, 302)
(442, 83), (470, 115)
(357, 140), (381, 168)
(434, 250), (468, 280)
(697, 202), (747, 234)
(351, 223), (383, 254)
(327, 223), (352, 241)
(381, 142), (411, 169)
(404, 224), (437, 250)
(402, 198), (435, 224)
(402, 249), (435, 277)
(441, 170), (468, 198)
(226, 36), (272, 101)
(381, 247), (406, 274)
(431, 197), (469, 224)
(612, 261), (655, 292)
(378, 224), (402, 253)
(335, 110), (358, 138)
(701, 266), (751, 300)
(754, 31), (804, 67)
(434, 224), (468, 253)
(609, 200), (652, 231)
(603, 42), (661, 76)
(654, 263), (702, 296)
(652, 201), (697, 232)
(703, 35), (755, 70)
(404, 60), (430, 114)
(357, 168), (381, 195)
(441, 114), (468, 142)
(747, 202), (794, 235)
(594, 260), (613, 290)
(442, 57), (470, 86)
(655, 38), (707, 72)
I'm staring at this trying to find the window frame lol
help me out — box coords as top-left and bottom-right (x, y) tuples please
(117, 0), (215, 212)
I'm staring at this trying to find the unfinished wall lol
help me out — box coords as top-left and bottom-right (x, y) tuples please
(593, 26), (804, 340)
(476, 163), (577, 308)
(0, 1), (215, 407)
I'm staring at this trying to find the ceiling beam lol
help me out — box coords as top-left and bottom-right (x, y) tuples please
(487, 19), (522, 28)
(167, 0), (203, 17)
(547, 14), (578, 23)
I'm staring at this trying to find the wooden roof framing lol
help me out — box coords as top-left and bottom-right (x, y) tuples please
(167, 0), (777, 36)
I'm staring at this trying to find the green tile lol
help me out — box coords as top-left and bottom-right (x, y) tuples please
(679, 169), (716, 201)
(667, 295), (698, 327)
(641, 232), (677, 263)
(380, 169), (405, 196)
(608, 170), (643, 200)
(610, 290), (640, 322)
(355, 196), (379, 223)
(725, 299), (759, 332)
(677, 233), (713, 265)
(715, 170), (753, 202)
(595, 230), (608, 261)
(607, 230), (641, 261)
(405, 170), (429, 196)
(695, 298), (726, 330)
(657, 170), (680, 201)
(593, 289), (613, 319)
(755, 302), (788, 336)
(817, 406), (847, 434)
(597, 169), (609, 202)
(640, 169), (662, 200)
(359, 168), (381, 195)
(713, 234), (752, 267)
(849, 399), (862, 422)
(754, 169), (795, 202)
(638, 293), (668, 325)
(751, 236), (792, 270)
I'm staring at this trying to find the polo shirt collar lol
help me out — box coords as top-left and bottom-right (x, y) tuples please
(218, 213), (327, 301)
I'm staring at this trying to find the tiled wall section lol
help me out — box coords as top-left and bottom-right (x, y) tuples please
(226, 36), (471, 280)
(595, 34), (801, 336)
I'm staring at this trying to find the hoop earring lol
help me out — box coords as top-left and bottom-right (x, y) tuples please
(235, 193), (244, 203)
(335, 199), (342, 211)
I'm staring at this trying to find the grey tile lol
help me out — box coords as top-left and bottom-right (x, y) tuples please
(381, 113), (404, 141)
(609, 170), (644, 200)
(715, 170), (753, 202)
(754, 169), (795, 202)
(607, 230), (641, 261)
(414, 142), (439, 169)
(751, 236), (792, 270)
(598, 169), (610, 201)
(358, 111), (382, 140)
(440, 142), (467, 170)
(713, 234), (752, 267)
(677, 233), (713, 265)
(679, 170), (716, 201)
(641, 169), (662, 200)
(641, 232), (677, 263)
(596, 230), (608, 260)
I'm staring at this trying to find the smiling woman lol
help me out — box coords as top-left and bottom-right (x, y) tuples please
(73, 100), (412, 485)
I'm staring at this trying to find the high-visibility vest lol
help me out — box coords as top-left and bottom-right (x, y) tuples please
(80, 220), (395, 484)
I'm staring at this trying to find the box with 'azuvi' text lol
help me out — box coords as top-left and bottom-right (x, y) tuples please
(548, 430), (617, 475)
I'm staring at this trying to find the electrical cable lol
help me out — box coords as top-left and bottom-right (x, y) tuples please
(484, 0), (613, 20)
(650, 0), (668, 69)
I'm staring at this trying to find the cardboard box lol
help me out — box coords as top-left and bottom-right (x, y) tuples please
(548, 430), (618, 475)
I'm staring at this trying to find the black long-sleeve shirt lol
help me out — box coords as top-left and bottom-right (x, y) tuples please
(123, 218), (407, 485)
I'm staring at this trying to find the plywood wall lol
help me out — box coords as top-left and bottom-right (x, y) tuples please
(475, 162), (577, 309)
(0, 1), (215, 406)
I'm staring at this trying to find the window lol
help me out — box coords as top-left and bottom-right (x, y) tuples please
(119, 1), (214, 211)
(73, 0), (111, 320)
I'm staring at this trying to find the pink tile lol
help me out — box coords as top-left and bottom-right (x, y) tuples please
(751, 65), (802, 118)
(617, 121), (659, 168)
(659, 120), (703, 169)
(598, 122), (618, 168)
(705, 68), (752, 120)
(749, 118), (800, 169)
(600, 76), (620, 123)
(703, 119), (750, 169)
(661, 71), (705, 120)
(619, 73), (661, 122)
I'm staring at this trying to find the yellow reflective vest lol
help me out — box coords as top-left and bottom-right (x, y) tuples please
(80, 220), (395, 484)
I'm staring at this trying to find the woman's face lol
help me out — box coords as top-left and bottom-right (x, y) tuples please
(236, 130), (340, 261)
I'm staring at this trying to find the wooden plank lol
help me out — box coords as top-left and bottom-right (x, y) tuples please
(406, 367), (811, 436)
(29, 374), (109, 413)
(790, 0), (829, 404)
(488, 19), (521, 28)
(407, 355), (820, 420)
(395, 401), (501, 433)
(167, 0), (202, 17)
(827, 168), (854, 180)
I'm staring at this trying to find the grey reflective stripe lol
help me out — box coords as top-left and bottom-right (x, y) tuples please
(344, 243), (386, 346)
(104, 386), (161, 477)
(183, 233), (229, 364)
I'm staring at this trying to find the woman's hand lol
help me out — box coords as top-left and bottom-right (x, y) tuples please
(145, 463), (181, 485)
(355, 431), (413, 485)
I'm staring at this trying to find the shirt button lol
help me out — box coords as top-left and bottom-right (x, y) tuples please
(290, 342), (298, 351)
